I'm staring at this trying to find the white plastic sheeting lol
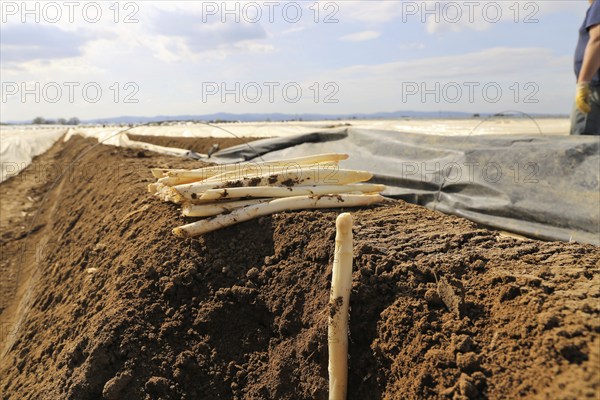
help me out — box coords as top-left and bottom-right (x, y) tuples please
(63, 128), (202, 158)
(78, 118), (570, 137)
(214, 128), (599, 245)
(1, 126), (66, 182)
(0, 118), (570, 183)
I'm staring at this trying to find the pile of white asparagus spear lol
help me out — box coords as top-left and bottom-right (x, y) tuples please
(148, 153), (386, 237)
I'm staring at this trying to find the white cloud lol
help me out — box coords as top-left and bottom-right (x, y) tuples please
(334, 2), (404, 24)
(399, 42), (426, 50)
(327, 1), (590, 34)
(0, 1), (581, 120)
(424, 0), (590, 34)
(324, 47), (573, 114)
(336, 47), (560, 79)
(234, 41), (276, 53)
(281, 26), (306, 35)
(339, 30), (381, 42)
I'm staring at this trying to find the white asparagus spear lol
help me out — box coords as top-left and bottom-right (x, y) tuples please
(165, 166), (224, 180)
(152, 167), (220, 179)
(151, 154), (348, 179)
(157, 175), (205, 187)
(152, 184), (178, 202)
(148, 182), (159, 194)
(170, 169), (373, 204)
(328, 213), (353, 400)
(173, 194), (383, 237)
(148, 182), (179, 203)
(181, 198), (271, 217)
(164, 153), (349, 178)
(199, 183), (386, 202)
(152, 165), (230, 180)
(151, 168), (169, 178)
(202, 161), (339, 184)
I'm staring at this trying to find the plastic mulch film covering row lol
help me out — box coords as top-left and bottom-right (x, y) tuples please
(212, 128), (600, 245)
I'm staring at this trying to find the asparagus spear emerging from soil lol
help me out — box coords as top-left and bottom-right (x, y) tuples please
(328, 213), (353, 400)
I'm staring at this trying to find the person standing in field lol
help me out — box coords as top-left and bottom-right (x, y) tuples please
(572, 0), (600, 135)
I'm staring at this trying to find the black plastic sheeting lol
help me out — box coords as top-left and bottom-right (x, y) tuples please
(212, 128), (600, 245)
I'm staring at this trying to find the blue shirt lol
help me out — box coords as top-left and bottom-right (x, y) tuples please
(575, 1), (600, 85)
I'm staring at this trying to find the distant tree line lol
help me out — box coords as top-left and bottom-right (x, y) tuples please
(32, 117), (80, 125)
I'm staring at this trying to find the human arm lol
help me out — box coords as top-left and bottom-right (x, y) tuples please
(579, 24), (600, 83)
(577, 24), (600, 113)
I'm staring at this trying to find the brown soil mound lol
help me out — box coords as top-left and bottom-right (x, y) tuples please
(127, 134), (266, 155)
(1, 136), (598, 400)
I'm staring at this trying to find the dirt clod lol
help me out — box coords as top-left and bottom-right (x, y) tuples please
(456, 352), (481, 373)
(458, 373), (479, 399)
(425, 288), (443, 306)
(102, 370), (133, 400)
(437, 275), (465, 317)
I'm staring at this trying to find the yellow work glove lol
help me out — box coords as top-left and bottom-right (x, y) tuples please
(576, 82), (591, 114)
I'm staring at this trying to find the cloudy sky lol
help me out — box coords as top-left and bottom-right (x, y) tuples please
(0, 1), (591, 121)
